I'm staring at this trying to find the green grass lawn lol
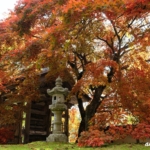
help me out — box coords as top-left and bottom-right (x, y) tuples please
(0, 142), (149, 150)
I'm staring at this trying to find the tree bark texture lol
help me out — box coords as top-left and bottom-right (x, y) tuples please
(77, 85), (106, 137)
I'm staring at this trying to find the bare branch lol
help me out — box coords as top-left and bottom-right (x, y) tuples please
(96, 35), (114, 53)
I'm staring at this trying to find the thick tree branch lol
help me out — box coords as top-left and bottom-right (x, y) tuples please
(85, 85), (106, 130)
(96, 35), (115, 53)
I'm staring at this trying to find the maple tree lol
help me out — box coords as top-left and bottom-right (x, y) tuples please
(0, 0), (150, 145)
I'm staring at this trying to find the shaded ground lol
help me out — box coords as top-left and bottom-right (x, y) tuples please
(0, 142), (149, 150)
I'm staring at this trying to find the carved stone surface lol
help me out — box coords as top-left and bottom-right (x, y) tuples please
(46, 77), (69, 143)
(46, 134), (68, 142)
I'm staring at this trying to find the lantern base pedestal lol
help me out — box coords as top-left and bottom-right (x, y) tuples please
(46, 134), (68, 143)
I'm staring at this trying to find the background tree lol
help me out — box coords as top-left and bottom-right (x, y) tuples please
(0, 0), (150, 143)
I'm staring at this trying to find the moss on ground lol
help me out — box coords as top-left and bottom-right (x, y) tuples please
(0, 142), (149, 150)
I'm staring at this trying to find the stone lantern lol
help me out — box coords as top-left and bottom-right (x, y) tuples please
(46, 77), (69, 142)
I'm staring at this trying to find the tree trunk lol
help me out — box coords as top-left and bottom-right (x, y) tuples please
(77, 67), (115, 137)
(76, 92), (86, 137)
(77, 85), (106, 138)
(85, 85), (106, 130)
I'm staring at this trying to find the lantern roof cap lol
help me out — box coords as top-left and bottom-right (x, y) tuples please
(47, 77), (69, 96)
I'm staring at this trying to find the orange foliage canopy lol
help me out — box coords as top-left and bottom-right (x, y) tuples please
(0, 0), (150, 144)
